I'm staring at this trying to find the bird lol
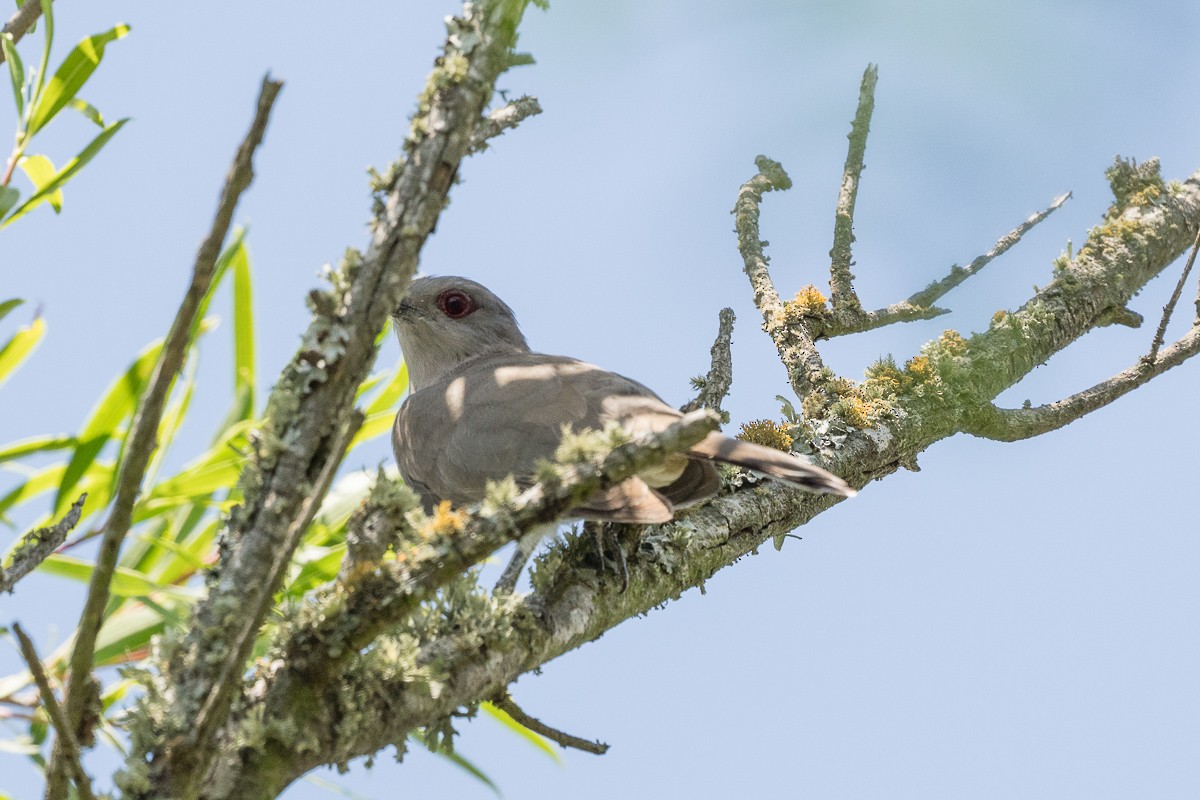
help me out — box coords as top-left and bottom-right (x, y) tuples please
(390, 275), (854, 586)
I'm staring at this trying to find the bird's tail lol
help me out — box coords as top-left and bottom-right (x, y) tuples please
(688, 433), (856, 497)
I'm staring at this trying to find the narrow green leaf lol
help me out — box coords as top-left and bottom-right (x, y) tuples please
(142, 419), (253, 503)
(92, 601), (171, 666)
(365, 360), (409, 415)
(408, 732), (500, 796)
(0, 315), (44, 389)
(55, 332), (161, 513)
(481, 701), (562, 763)
(285, 544), (345, 597)
(27, 0), (54, 130)
(17, 153), (63, 211)
(67, 96), (104, 126)
(143, 351), (198, 488)
(154, 516), (219, 586)
(0, 463), (65, 532)
(1, 118), (128, 228)
(40, 554), (198, 601)
(0, 738), (39, 755)
(0, 186), (18, 219)
(27, 23), (130, 135)
(230, 238), (255, 412)
(349, 411), (396, 451)
(0, 298), (23, 323)
(0, 433), (76, 463)
(1, 33), (25, 119)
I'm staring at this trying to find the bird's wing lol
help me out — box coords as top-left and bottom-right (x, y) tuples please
(395, 353), (669, 507)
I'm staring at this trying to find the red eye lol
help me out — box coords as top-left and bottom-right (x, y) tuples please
(436, 289), (476, 319)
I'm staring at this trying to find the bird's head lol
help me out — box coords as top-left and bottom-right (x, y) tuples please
(392, 275), (529, 390)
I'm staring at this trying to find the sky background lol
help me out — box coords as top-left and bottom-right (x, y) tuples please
(2, 0), (1199, 798)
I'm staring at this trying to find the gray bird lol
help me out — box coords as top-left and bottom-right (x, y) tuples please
(390, 276), (855, 538)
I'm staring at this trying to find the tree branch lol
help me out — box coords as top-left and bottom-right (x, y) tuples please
(682, 307), (735, 416)
(468, 94), (543, 153)
(160, 411), (719, 798)
(0, 493), (84, 595)
(1147, 224), (1200, 362)
(123, 3), (539, 796)
(734, 155), (829, 399)
(0, 0), (47, 66)
(828, 64), (877, 311)
(11, 623), (95, 800)
(964, 324), (1200, 442)
(491, 693), (609, 755)
(47, 74), (282, 800)
(908, 191), (1071, 309)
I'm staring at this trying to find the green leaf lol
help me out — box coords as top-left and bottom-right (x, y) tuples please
(230, 238), (255, 411)
(349, 361), (408, 450)
(0, 298), (24, 325)
(17, 153), (63, 211)
(0, 433), (76, 463)
(40, 554), (197, 601)
(67, 96), (104, 126)
(0, 463), (65, 531)
(409, 732), (500, 796)
(27, 0), (54, 128)
(141, 420), (253, 504)
(481, 701), (562, 763)
(1, 33), (25, 119)
(0, 186), (18, 219)
(0, 315), (44, 389)
(0, 737), (39, 755)
(365, 361), (408, 415)
(26, 23), (130, 135)
(1, 118), (128, 228)
(55, 332), (162, 514)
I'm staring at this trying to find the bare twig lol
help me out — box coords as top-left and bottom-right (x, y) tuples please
(0, 0), (47, 66)
(908, 192), (1071, 308)
(966, 324), (1200, 442)
(468, 95), (543, 154)
(492, 693), (609, 755)
(735, 156), (828, 398)
(1146, 225), (1200, 362)
(12, 624), (95, 800)
(48, 75), (283, 799)
(828, 64), (877, 311)
(682, 307), (735, 415)
(0, 494), (85, 595)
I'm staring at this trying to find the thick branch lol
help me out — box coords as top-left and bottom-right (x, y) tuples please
(127, 4), (536, 797)
(828, 64), (877, 311)
(185, 411), (719, 797)
(249, 475), (864, 787)
(681, 307), (735, 415)
(948, 166), (1198, 410)
(964, 324), (1200, 442)
(0, 493), (84, 595)
(0, 0), (46, 65)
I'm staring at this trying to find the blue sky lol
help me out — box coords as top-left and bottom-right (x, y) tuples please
(3, 1), (1199, 798)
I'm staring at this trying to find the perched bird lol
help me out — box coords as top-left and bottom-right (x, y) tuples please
(391, 276), (853, 521)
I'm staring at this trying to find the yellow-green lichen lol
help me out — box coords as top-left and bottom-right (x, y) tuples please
(737, 419), (795, 451)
